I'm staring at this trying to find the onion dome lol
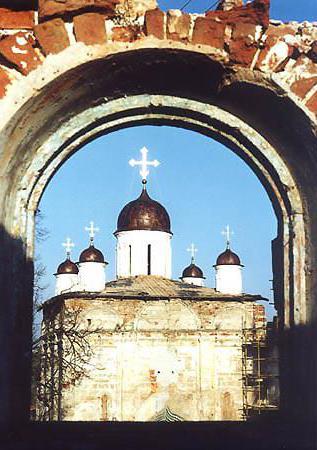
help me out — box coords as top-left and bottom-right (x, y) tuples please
(216, 248), (241, 266)
(79, 245), (105, 263)
(182, 263), (204, 279)
(57, 259), (79, 275)
(116, 186), (171, 234)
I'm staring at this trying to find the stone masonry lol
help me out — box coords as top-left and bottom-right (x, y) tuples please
(36, 276), (272, 421)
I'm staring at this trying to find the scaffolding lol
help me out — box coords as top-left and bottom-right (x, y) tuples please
(241, 314), (279, 419)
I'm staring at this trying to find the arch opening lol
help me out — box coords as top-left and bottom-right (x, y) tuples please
(20, 94), (304, 324)
(0, 47), (315, 426)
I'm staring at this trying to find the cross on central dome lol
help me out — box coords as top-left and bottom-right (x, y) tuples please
(115, 147), (171, 234)
(129, 146), (160, 182)
(115, 186), (171, 234)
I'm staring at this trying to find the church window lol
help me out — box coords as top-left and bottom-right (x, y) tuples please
(147, 244), (151, 275)
(129, 245), (132, 275)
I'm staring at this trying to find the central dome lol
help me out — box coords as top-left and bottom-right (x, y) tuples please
(116, 187), (171, 234)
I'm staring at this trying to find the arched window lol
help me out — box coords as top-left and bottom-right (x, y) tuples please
(147, 244), (151, 275)
(129, 245), (132, 276)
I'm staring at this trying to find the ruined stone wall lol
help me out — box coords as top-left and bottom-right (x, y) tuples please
(37, 297), (266, 421)
(0, 0), (316, 116)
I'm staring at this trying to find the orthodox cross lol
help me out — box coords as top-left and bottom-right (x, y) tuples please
(187, 243), (198, 263)
(85, 221), (99, 245)
(221, 225), (234, 249)
(129, 146), (160, 182)
(62, 237), (75, 259)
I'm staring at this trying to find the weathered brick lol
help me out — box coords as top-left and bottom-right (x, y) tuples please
(232, 22), (258, 43)
(291, 77), (317, 99)
(34, 19), (70, 56)
(0, 67), (11, 98)
(144, 8), (165, 40)
(266, 24), (296, 38)
(73, 13), (106, 45)
(38, 0), (119, 19)
(0, 8), (35, 29)
(167, 11), (190, 42)
(228, 22), (259, 65)
(0, 32), (42, 75)
(206, 0), (270, 29)
(112, 26), (139, 42)
(306, 92), (317, 115)
(192, 17), (225, 49)
(229, 39), (257, 65)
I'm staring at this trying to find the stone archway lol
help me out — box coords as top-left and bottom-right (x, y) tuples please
(0, 0), (316, 431)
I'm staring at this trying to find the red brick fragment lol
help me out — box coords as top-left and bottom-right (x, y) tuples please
(0, 67), (11, 98)
(167, 11), (190, 42)
(112, 26), (139, 42)
(232, 22), (257, 43)
(206, 0), (270, 29)
(291, 77), (317, 99)
(192, 17), (225, 49)
(0, 8), (35, 29)
(39, 0), (119, 20)
(73, 13), (106, 45)
(229, 39), (258, 65)
(306, 92), (317, 116)
(34, 19), (70, 56)
(0, 32), (41, 75)
(229, 22), (259, 65)
(144, 8), (165, 40)
(266, 24), (296, 38)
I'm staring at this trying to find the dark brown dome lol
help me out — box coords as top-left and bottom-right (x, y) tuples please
(116, 188), (171, 234)
(79, 245), (105, 263)
(216, 248), (241, 266)
(182, 263), (204, 279)
(57, 259), (79, 275)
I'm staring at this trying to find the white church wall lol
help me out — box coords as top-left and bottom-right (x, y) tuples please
(39, 299), (267, 422)
(215, 265), (243, 295)
(116, 230), (172, 278)
(78, 261), (106, 292)
(182, 277), (205, 287)
(55, 273), (79, 295)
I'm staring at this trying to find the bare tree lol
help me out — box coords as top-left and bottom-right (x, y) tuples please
(33, 209), (49, 319)
(31, 209), (50, 419)
(36, 302), (102, 421)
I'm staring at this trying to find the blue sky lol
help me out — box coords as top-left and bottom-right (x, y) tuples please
(36, 1), (316, 320)
(158, 0), (316, 22)
(38, 127), (277, 316)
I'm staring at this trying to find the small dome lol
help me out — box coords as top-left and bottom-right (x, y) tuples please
(79, 245), (105, 263)
(57, 259), (79, 275)
(216, 248), (241, 266)
(116, 187), (171, 234)
(182, 263), (204, 279)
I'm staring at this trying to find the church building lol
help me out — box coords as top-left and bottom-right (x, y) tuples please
(36, 148), (279, 422)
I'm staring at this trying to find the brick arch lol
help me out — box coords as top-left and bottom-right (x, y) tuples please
(0, 0), (316, 116)
(0, 0), (316, 429)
